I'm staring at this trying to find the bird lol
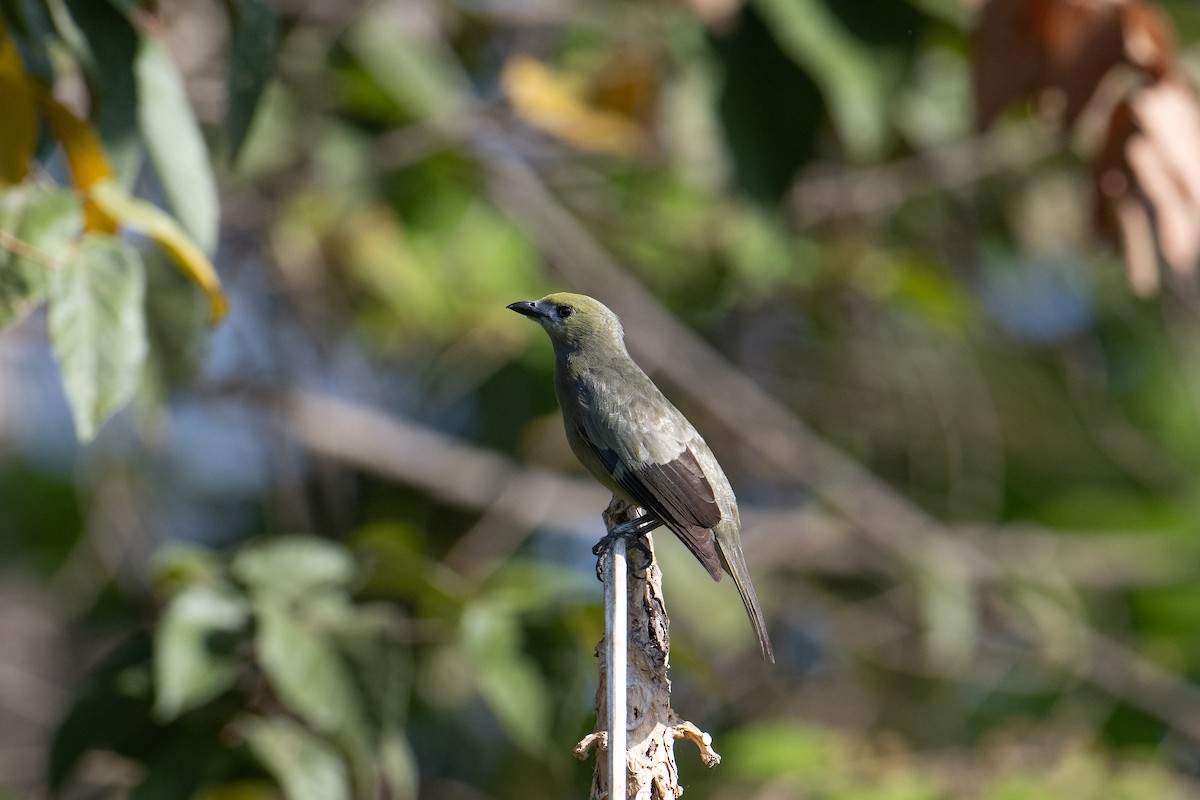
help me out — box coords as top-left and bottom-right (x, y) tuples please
(508, 292), (774, 662)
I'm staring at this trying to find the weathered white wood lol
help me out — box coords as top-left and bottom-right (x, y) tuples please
(576, 500), (720, 799)
(606, 536), (627, 799)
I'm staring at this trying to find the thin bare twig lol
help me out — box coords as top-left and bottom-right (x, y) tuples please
(0, 231), (52, 268)
(787, 123), (1058, 227)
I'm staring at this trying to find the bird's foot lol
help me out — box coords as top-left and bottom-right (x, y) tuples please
(592, 514), (661, 580)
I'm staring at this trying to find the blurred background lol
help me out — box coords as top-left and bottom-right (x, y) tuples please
(5, 0), (1200, 797)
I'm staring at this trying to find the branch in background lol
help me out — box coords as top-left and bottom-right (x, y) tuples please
(787, 123), (1057, 227)
(284, 388), (1200, 745)
(483, 143), (967, 563)
(472, 149), (1200, 746)
(285, 390), (1200, 590)
(286, 390), (607, 558)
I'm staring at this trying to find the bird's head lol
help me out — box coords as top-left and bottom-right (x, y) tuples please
(507, 292), (625, 353)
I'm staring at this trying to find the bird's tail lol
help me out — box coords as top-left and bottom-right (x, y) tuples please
(715, 522), (775, 663)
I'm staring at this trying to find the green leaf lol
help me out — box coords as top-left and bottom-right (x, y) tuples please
(0, 187), (82, 327)
(141, 244), (209, 400)
(154, 585), (249, 721)
(353, 522), (466, 614)
(327, 607), (417, 799)
(752, 0), (896, 162)
(59, 0), (142, 180)
(192, 781), (280, 800)
(104, 0), (139, 15)
(460, 604), (549, 753)
(343, 4), (469, 123)
(225, 0), (277, 161)
(377, 729), (419, 800)
(48, 634), (156, 790)
(254, 601), (357, 733)
(48, 233), (147, 441)
(722, 721), (837, 783)
(233, 535), (357, 602)
(135, 36), (218, 254)
(153, 543), (226, 596)
(238, 715), (351, 800)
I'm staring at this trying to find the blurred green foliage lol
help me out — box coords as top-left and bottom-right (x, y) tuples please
(3, 0), (1200, 798)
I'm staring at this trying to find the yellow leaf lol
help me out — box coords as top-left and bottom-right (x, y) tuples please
(37, 93), (118, 234)
(0, 24), (38, 185)
(89, 181), (228, 322)
(501, 55), (649, 156)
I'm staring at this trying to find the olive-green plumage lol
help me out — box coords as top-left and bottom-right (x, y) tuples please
(508, 292), (774, 662)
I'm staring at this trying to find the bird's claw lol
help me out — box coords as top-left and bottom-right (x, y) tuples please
(592, 514), (660, 580)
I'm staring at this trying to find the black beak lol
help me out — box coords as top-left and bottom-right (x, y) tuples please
(506, 300), (544, 319)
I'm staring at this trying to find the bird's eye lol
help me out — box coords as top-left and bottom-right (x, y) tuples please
(556, 305), (573, 319)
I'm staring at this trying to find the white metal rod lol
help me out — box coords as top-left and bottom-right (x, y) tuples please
(606, 536), (627, 798)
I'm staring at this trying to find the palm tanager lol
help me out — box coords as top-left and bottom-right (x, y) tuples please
(508, 292), (774, 662)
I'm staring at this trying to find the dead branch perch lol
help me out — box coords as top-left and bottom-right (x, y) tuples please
(575, 501), (720, 799)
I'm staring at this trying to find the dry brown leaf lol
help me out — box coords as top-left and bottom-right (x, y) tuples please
(1120, 1), (1176, 78)
(1093, 78), (1200, 295)
(501, 54), (654, 157)
(588, 53), (659, 130)
(973, 0), (1175, 129)
(975, 0), (1195, 296)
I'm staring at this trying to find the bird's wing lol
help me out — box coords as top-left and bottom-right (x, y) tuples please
(619, 449), (721, 530)
(573, 389), (724, 579)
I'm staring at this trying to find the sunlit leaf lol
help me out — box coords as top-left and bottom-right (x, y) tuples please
(238, 715), (351, 800)
(722, 721), (836, 783)
(0, 187), (82, 327)
(378, 729), (418, 800)
(340, 197), (542, 349)
(47, 234), (147, 441)
(135, 36), (219, 254)
(342, 4), (469, 123)
(88, 180), (228, 321)
(154, 585), (249, 721)
(0, 22), (37, 184)
(192, 781), (280, 800)
(225, 0), (277, 161)
(232, 535), (357, 601)
(501, 54), (650, 156)
(254, 602), (357, 733)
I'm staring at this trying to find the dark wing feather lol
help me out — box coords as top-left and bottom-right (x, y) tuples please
(578, 426), (723, 579)
(625, 452), (720, 529)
